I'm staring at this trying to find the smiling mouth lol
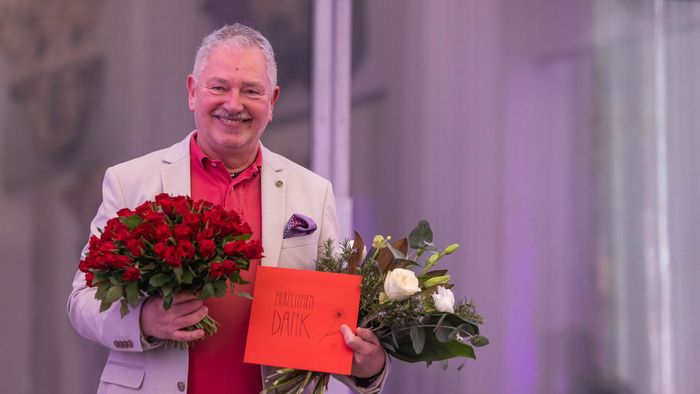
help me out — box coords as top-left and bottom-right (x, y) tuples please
(214, 115), (252, 125)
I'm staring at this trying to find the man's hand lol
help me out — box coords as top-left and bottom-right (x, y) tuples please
(340, 324), (386, 378)
(140, 293), (208, 342)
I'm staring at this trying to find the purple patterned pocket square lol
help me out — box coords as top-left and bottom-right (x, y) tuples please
(283, 213), (317, 239)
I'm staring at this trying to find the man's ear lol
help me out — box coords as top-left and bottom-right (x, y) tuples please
(269, 86), (280, 120)
(186, 75), (196, 111)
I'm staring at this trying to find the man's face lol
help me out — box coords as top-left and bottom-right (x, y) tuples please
(187, 44), (279, 163)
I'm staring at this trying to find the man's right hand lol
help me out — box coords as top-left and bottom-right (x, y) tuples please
(140, 293), (208, 342)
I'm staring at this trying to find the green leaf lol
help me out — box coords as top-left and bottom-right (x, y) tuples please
(120, 214), (143, 231)
(199, 283), (214, 300)
(173, 267), (183, 283)
(212, 280), (227, 297)
(105, 286), (123, 305)
(99, 299), (114, 313)
(126, 282), (140, 308)
(235, 291), (254, 300)
(385, 327), (476, 362)
(408, 220), (433, 249)
(95, 283), (109, 300)
(119, 299), (129, 318)
(410, 326), (425, 355)
(163, 294), (173, 310)
(470, 335), (490, 347)
(149, 273), (171, 287)
(181, 269), (194, 284)
(433, 313), (448, 332)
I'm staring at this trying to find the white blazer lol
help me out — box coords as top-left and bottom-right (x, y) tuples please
(67, 133), (385, 393)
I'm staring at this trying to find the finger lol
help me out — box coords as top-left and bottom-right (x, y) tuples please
(172, 306), (209, 329)
(169, 298), (205, 316)
(172, 292), (200, 304)
(340, 325), (372, 353)
(355, 328), (380, 346)
(171, 328), (205, 342)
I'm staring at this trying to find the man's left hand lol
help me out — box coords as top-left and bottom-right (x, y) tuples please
(340, 324), (386, 378)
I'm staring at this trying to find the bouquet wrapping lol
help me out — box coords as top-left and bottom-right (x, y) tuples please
(265, 220), (489, 393)
(78, 193), (262, 347)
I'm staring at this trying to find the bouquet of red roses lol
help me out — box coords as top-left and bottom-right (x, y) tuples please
(78, 193), (263, 347)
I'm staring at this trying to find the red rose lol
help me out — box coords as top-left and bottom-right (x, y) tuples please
(244, 239), (264, 259)
(198, 239), (216, 259)
(174, 200), (191, 217)
(135, 200), (153, 215)
(126, 239), (143, 257)
(117, 208), (135, 217)
(78, 259), (90, 273)
(106, 254), (132, 269)
(223, 240), (246, 255)
(154, 224), (172, 242)
(177, 240), (195, 260)
(85, 272), (95, 287)
(153, 242), (167, 258)
(234, 222), (252, 235)
(183, 213), (200, 229)
(222, 259), (238, 274)
(164, 247), (181, 267)
(122, 266), (140, 282)
(173, 224), (193, 241)
(195, 227), (215, 243)
(115, 229), (133, 243)
(210, 259), (237, 278)
(90, 254), (107, 270)
(99, 242), (117, 253)
(89, 235), (101, 250)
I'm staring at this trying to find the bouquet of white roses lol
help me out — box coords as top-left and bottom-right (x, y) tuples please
(264, 221), (489, 393)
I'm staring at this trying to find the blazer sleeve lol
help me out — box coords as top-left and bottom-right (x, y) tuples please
(66, 167), (148, 352)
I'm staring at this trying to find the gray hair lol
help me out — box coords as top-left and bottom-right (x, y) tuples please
(192, 23), (278, 87)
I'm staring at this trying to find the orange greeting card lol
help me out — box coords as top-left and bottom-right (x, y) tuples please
(243, 266), (361, 375)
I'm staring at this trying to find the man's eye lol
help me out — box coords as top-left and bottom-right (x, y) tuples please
(244, 89), (261, 96)
(210, 86), (225, 92)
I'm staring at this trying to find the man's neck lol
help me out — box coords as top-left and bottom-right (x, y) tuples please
(195, 138), (258, 173)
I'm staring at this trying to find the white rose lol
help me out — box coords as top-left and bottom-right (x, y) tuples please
(431, 286), (455, 313)
(384, 268), (421, 301)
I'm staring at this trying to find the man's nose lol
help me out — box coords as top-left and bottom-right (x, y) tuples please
(222, 90), (244, 112)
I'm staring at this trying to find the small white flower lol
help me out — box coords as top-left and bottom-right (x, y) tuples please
(384, 268), (421, 301)
(432, 286), (455, 313)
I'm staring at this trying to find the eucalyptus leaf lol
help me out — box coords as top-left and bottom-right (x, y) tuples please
(410, 326), (425, 355)
(386, 326), (476, 362)
(470, 335), (490, 347)
(408, 220), (433, 249)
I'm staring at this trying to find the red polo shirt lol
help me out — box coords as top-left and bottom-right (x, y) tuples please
(187, 133), (263, 394)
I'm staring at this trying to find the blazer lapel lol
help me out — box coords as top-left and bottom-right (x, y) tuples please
(160, 133), (193, 196)
(260, 146), (286, 267)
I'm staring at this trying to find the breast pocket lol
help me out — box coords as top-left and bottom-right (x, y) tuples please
(279, 235), (318, 270)
(98, 361), (145, 393)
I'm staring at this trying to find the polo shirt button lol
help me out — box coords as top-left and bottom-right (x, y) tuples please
(177, 381), (186, 392)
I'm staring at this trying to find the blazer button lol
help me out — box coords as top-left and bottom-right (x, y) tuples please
(177, 381), (186, 392)
(275, 180), (283, 188)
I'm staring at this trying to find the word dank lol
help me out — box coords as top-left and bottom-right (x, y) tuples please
(271, 310), (311, 338)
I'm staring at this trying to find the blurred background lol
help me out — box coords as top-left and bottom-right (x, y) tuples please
(1, 0), (698, 393)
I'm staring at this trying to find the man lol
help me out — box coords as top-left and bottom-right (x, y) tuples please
(68, 23), (387, 393)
